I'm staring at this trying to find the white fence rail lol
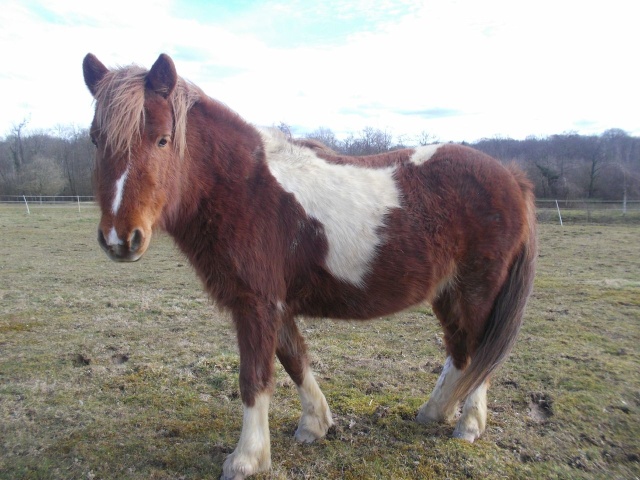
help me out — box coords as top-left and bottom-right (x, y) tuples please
(0, 195), (95, 204)
(536, 199), (640, 224)
(1, 196), (639, 224)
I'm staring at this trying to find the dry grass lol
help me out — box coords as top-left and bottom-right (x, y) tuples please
(1, 204), (639, 479)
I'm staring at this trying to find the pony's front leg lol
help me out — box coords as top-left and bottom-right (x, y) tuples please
(276, 313), (333, 443)
(221, 301), (277, 480)
(221, 393), (271, 480)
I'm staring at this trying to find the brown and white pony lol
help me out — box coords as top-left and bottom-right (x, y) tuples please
(82, 53), (537, 480)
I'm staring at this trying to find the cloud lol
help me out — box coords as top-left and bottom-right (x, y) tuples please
(0, 0), (639, 141)
(396, 108), (464, 119)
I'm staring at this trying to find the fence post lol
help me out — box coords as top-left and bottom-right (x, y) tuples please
(77, 195), (81, 213)
(555, 199), (563, 226)
(23, 195), (30, 215)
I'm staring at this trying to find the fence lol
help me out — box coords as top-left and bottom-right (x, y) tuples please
(536, 199), (640, 225)
(0, 195), (95, 204)
(0, 195), (96, 214)
(1, 196), (639, 225)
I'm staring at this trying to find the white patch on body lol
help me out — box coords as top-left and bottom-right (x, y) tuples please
(106, 226), (124, 246)
(222, 393), (271, 479)
(112, 166), (130, 215)
(409, 144), (443, 165)
(453, 381), (488, 442)
(295, 367), (333, 443)
(261, 130), (401, 287)
(416, 356), (463, 423)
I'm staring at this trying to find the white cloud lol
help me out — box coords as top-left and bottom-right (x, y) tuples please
(0, 0), (638, 141)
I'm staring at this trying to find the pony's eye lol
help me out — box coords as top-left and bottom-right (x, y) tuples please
(158, 137), (169, 147)
(91, 137), (98, 148)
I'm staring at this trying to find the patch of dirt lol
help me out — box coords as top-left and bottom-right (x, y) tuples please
(528, 392), (553, 424)
(71, 353), (91, 367)
(501, 379), (519, 389)
(111, 353), (129, 365)
(365, 382), (386, 394)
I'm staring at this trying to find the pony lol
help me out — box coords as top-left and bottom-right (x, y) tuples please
(82, 53), (537, 480)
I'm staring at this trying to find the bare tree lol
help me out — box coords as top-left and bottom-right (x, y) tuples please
(305, 127), (340, 152)
(416, 131), (438, 146)
(20, 155), (64, 195)
(342, 127), (394, 155)
(8, 118), (29, 186)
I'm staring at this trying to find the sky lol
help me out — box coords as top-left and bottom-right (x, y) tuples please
(0, 0), (638, 143)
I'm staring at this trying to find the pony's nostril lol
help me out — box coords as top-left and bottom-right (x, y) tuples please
(130, 228), (143, 253)
(97, 228), (108, 250)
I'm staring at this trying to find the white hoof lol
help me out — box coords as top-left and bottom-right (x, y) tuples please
(416, 401), (442, 424)
(221, 450), (270, 480)
(295, 369), (333, 443)
(452, 425), (481, 443)
(416, 399), (457, 425)
(294, 410), (333, 443)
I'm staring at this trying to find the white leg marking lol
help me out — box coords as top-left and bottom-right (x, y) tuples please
(262, 129), (400, 287)
(416, 356), (463, 424)
(409, 144), (443, 165)
(112, 166), (130, 215)
(453, 381), (488, 443)
(107, 226), (124, 246)
(222, 393), (271, 480)
(295, 367), (333, 443)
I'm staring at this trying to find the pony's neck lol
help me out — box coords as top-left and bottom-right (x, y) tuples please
(162, 95), (264, 232)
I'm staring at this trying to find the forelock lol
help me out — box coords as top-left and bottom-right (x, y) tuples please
(92, 65), (200, 159)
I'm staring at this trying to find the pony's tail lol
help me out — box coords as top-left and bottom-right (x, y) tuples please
(445, 168), (538, 412)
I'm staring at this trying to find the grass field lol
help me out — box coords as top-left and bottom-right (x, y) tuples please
(1, 205), (639, 479)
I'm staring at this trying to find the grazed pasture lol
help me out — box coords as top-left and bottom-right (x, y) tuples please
(1, 205), (638, 479)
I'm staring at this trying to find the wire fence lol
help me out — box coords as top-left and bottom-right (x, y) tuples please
(1, 196), (639, 225)
(536, 199), (640, 225)
(0, 195), (97, 215)
(0, 195), (95, 204)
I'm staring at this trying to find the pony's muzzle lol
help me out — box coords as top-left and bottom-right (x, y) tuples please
(97, 227), (146, 262)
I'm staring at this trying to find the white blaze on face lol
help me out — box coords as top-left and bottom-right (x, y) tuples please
(262, 130), (401, 287)
(409, 144), (443, 165)
(107, 226), (124, 246)
(112, 166), (130, 215)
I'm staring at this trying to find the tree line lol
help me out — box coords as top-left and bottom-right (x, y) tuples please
(303, 125), (640, 202)
(1, 119), (639, 202)
(0, 121), (94, 197)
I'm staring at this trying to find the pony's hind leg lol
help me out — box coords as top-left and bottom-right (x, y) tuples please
(417, 289), (469, 424)
(276, 311), (333, 443)
(453, 380), (489, 442)
(418, 280), (497, 443)
(416, 356), (463, 424)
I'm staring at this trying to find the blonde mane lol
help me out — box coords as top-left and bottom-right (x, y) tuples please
(93, 65), (201, 159)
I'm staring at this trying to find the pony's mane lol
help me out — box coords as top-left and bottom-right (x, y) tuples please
(292, 137), (338, 155)
(259, 128), (338, 159)
(93, 65), (201, 159)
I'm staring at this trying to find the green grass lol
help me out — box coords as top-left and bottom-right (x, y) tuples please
(1, 205), (639, 479)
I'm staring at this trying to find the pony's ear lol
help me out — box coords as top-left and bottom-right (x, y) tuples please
(83, 53), (108, 97)
(146, 54), (177, 98)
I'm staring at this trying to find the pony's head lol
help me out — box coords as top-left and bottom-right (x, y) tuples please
(82, 53), (198, 261)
